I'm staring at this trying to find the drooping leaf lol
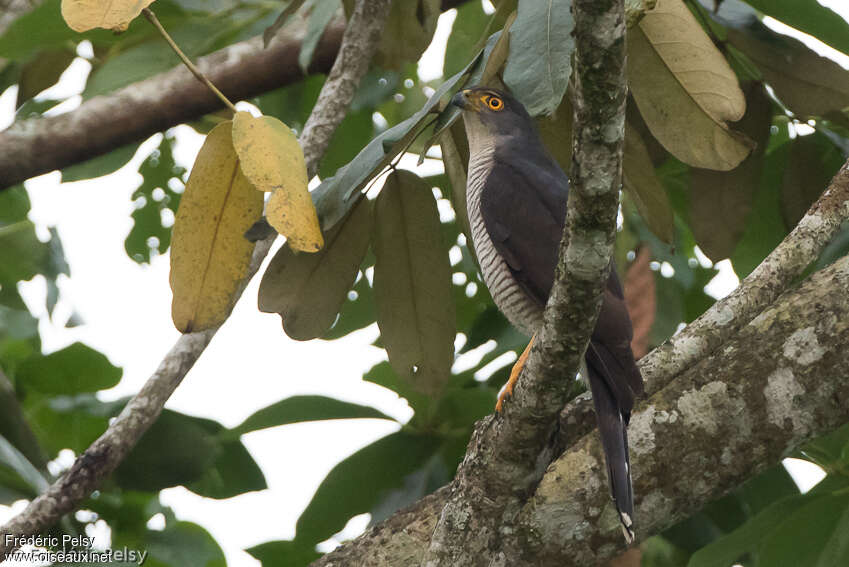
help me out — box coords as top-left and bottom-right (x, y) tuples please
(731, 117), (792, 278)
(169, 121), (263, 332)
(229, 395), (395, 437)
(503, 0), (573, 116)
(232, 111), (322, 252)
(623, 124), (675, 244)
(479, 10), (514, 86)
(298, 0), (340, 73)
(258, 198), (372, 340)
(247, 540), (321, 567)
(688, 81), (774, 261)
(374, 0), (440, 70)
(727, 27), (849, 122)
(61, 0), (156, 32)
(17, 342), (122, 395)
(323, 270), (376, 339)
(738, 0), (849, 57)
(373, 170), (455, 396)
(295, 431), (441, 544)
(628, 0), (752, 170)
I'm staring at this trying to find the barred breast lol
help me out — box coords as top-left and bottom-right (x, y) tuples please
(466, 148), (544, 337)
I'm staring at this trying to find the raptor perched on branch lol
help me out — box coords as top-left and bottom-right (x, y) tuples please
(451, 86), (644, 542)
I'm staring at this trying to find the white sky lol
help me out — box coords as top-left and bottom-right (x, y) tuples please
(1, 1), (848, 564)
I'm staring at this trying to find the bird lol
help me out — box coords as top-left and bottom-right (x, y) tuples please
(450, 86), (644, 543)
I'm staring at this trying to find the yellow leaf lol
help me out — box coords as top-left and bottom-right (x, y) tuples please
(231, 111), (323, 252)
(61, 0), (155, 32)
(169, 121), (263, 333)
(628, 0), (753, 170)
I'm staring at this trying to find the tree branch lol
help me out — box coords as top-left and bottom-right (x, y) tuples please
(0, 0), (392, 557)
(311, 252), (849, 566)
(422, 1), (628, 564)
(518, 253), (849, 564)
(556, 158), (849, 453)
(0, 0), (469, 190)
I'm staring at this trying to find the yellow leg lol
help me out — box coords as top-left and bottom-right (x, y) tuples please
(496, 335), (535, 413)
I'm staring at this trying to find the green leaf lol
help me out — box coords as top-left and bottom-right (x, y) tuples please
(188, 437), (267, 499)
(0, 434), (48, 502)
(318, 109), (375, 179)
(0, 220), (49, 284)
(0, 186), (31, 226)
(24, 393), (121, 455)
(263, 0), (308, 47)
(727, 26), (849, 123)
(247, 540), (321, 567)
(299, 0), (340, 73)
(374, 0), (440, 70)
(641, 535), (692, 567)
(17, 342), (122, 395)
(125, 135), (185, 264)
(373, 170), (455, 396)
(62, 142), (141, 182)
(295, 431), (441, 544)
(503, 0), (573, 116)
(739, 0), (849, 57)
(258, 198), (372, 341)
(229, 395), (395, 437)
(757, 489), (849, 567)
(146, 521), (226, 567)
(116, 410), (219, 492)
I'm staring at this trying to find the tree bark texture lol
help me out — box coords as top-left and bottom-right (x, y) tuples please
(312, 252), (849, 566)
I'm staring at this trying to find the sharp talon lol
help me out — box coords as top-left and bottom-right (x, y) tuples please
(495, 336), (535, 413)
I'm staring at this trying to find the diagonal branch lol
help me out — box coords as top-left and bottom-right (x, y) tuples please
(0, 0), (469, 190)
(0, 0), (392, 558)
(421, 1), (629, 565)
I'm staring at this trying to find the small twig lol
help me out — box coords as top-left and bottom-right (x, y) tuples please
(142, 7), (238, 114)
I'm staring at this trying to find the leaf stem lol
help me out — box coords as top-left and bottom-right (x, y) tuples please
(142, 8), (238, 114)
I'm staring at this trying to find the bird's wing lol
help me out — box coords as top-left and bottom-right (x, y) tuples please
(479, 158), (568, 307)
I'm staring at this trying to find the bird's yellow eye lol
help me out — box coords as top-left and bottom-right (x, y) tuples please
(486, 96), (504, 111)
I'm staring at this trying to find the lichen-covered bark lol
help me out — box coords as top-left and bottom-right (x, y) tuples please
(420, 1), (628, 565)
(0, 0), (392, 557)
(299, 254), (849, 566)
(518, 254), (849, 565)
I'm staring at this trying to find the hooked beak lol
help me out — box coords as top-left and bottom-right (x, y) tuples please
(450, 89), (478, 111)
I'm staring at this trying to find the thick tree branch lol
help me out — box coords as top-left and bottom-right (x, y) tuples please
(0, 20), (344, 190)
(311, 251), (849, 566)
(0, 0), (392, 557)
(0, 0), (468, 190)
(422, 1), (628, 565)
(557, 158), (849, 452)
(518, 253), (849, 564)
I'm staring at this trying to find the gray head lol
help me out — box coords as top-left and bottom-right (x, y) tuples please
(450, 86), (542, 156)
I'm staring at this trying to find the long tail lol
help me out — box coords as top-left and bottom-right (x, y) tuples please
(586, 344), (636, 544)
